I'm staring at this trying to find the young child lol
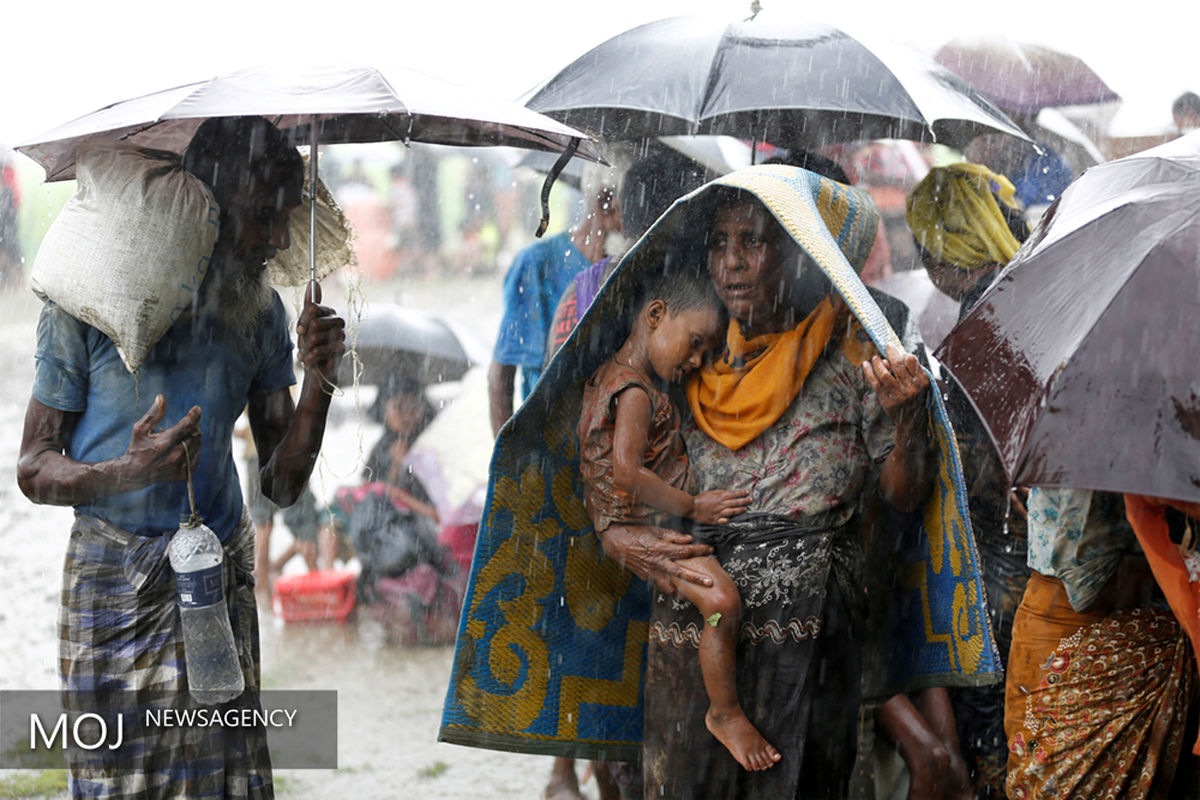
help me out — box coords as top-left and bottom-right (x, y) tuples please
(577, 269), (781, 772)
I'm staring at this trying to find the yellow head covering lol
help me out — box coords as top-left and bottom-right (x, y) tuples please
(905, 162), (1023, 270)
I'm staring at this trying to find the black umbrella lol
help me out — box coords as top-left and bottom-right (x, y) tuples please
(345, 304), (490, 387)
(524, 13), (1029, 150)
(935, 132), (1200, 503)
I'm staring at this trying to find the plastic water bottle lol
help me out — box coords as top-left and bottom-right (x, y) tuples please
(168, 521), (244, 705)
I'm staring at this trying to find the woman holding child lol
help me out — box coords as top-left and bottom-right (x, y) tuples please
(593, 171), (936, 798)
(443, 165), (997, 800)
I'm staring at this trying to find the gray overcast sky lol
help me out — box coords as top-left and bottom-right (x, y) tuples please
(1, 0), (1194, 150)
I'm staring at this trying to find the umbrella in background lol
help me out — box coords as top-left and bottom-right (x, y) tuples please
(935, 132), (1200, 503)
(934, 36), (1120, 116)
(524, 13), (1030, 151)
(18, 63), (600, 182)
(16, 62), (602, 271)
(515, 134), (753, 189)
(1033, 107), (1105, 174)
(345, 303), (490, 387)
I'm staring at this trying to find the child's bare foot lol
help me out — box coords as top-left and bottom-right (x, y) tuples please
(706, 707), (781, 771)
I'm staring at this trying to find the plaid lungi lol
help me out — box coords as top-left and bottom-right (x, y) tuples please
(59, 512), (272, 799)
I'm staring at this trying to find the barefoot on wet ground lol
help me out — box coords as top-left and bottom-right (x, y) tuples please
(705, 707), (781, 771)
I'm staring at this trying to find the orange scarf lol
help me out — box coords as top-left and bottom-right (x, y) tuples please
(686, 297), (837, 450)
(1125, 493), (1200, 754)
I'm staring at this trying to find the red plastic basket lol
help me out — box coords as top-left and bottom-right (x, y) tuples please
(272, 570), (357, 624)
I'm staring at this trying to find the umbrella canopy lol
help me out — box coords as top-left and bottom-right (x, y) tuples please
(17, 62), (601, 183)
(346, 304), (491, 387)
(524, 13), (1030, 151)
(935, 36), (1120, 115)
(935, 132), (1200, 503)
(1032, 107), (1104, 174)
(515, 134), (752, 190)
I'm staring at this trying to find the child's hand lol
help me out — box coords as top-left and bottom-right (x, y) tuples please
(691, 490), (752, 524)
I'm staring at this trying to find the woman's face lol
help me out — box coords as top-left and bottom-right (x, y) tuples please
(706, 200), (787, 329)
(384, 392), (425, 438)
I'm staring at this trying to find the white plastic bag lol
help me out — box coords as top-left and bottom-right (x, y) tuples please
(31, 144), (219, 373)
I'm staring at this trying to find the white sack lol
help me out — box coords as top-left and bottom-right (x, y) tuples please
(31, 144), (219, 373)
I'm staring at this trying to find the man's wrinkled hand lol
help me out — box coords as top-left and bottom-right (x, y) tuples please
(127, 394), (202, 486)
(296, 282), (346, 384)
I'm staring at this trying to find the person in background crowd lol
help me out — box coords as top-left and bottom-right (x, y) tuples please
(1173, 91), (1200, 135)
(545, 148), (711, 362)
(964, 128), (1073, 218)
(0, 149), (21, 289)
(1005, 489), (1198, 799)
(236, 412), (322, 592)
(905, 162), (1032, 797)
(488, 165), (625, 436)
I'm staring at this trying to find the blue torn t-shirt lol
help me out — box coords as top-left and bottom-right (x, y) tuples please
(32, 294), (296, 540)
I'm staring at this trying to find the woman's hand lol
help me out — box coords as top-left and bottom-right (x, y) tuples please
(867, 345), (935, 513)
(863, 343), (930, 434)
(598, 525), (714, 595)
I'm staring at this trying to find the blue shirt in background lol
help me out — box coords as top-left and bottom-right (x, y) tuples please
(33, 294), (296, 540)
(492, 230), (589, 400)
(1013, 143), (1075, 208)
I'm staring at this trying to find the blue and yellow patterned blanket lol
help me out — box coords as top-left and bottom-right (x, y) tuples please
(439, 165), (1000, 761)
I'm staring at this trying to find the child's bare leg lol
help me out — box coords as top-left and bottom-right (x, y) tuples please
(671, 556), (780, 771)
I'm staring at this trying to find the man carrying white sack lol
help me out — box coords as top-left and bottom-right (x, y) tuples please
(16, 116), (345, 799)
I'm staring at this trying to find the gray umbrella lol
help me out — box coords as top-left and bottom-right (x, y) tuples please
(524, 13), (1030, 150)
(936, 132), (1200, 503)
(18, 63), (600, 183)
(344, 304), (491, 387)
(17, 63), (602, 286)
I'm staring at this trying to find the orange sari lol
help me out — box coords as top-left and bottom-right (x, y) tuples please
(1004, 572), (1195, 799)
(1125, 493), (1200, 754)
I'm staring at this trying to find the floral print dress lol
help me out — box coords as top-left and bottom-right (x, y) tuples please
(642, 343), (894, 800)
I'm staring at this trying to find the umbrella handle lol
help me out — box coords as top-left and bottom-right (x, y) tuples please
(535, 138), (580, 238)
(309, 118), (319, 293)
